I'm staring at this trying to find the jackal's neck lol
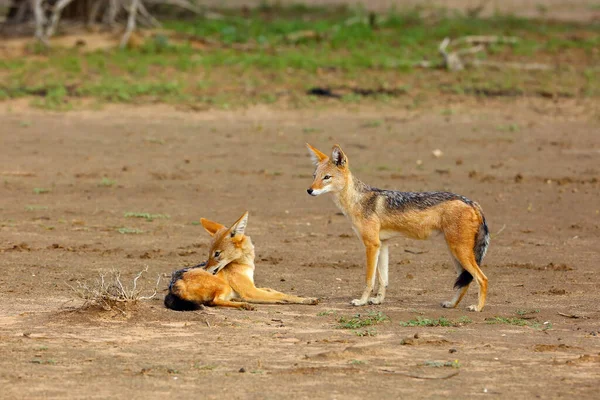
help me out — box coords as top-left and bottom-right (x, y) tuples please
(333, 172), (369, 215)
(235, 236), (256, 268)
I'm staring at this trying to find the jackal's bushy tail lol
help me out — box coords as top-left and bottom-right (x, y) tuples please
(164, 262), (207, 311)
(474, 215), (490, 266)
(164, 292), (203, 311)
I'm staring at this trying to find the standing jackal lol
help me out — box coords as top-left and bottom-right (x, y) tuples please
(306, 143), (490, 311)
(165, 211), (318, 311)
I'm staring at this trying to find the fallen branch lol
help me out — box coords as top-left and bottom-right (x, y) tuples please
(381, 369), (460, 380)
(417, 35), (551, 72)
(557, 312), (587, 319)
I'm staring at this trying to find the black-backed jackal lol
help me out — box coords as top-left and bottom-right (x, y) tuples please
(306, 144), (490, 311)
(165, 212), (318, 311)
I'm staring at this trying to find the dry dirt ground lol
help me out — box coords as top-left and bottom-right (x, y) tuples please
(0, 98), (599, 399)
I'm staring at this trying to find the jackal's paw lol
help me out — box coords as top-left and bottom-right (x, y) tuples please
(240, 303), (256, 311)
(303, 297), (319, 305)
(441, 301), (456, 308)
(467, 304), (482, 312)
(351, 298), (367, 306)
(368, 296), (383, 305)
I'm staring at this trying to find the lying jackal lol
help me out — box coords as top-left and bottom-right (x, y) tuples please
(306, 143), (490, 311)
(165, 211), (318, 311)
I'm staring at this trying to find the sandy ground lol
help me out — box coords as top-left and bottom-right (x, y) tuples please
(0, 98), (599, 399)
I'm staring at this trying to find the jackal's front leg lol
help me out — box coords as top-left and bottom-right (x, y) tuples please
(369, 243), (388, 305)
(351, 241), (380, 306)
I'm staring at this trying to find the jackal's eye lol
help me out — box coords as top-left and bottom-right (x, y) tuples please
(214, 251), (221, 258)
(323, 175), (331, 180)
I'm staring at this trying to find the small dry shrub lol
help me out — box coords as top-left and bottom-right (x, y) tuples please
(68, 267), (161, 314)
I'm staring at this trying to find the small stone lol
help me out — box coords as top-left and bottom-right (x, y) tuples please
(413, 333), (419, 339)
(239, 367), (246, 373)
(449, 348), (457, 354)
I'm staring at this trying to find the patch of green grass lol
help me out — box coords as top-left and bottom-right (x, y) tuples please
(99, 177), (117, 187)
(33, 188), (50, 194)
(496, 123), (520, 132)
(25, 205), (48, 211)
(362, 119), (383, 128)
(117, 227), (144, 234)
(194, 363), (218, 370)
(302, 127), (322, 134)
(317, 310), (336, 316)
(486, 316), (529, 326)
(144, 137), (165, 144)
(349, 359), (365, 365)
(515, 309), (539, 316)
(124, 212), (170, 222)
(337, 311), (389, 329)
(399, 316), (472, 327)
(354, 328), (377, 337)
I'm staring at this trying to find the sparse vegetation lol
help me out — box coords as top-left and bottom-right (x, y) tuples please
(399, 316), (472, 327)
(516, 309), (540, 316)
(486, 315), (552, 331)
(486, 317), (530, 326)
(68, 267), (160, 313)
(31, 359), (57, 365)
(423, 360), (461, 368)
(354, 328), (377, 337)
(337, 311), (389, 329)
(194, 363), (218, 371)
(33, 188), (50, 194)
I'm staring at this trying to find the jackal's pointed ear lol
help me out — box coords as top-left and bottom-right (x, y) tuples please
(306, 143), (328, 165)
(331, 144), (348, 168)
(229, 211), (249, 238)
(200, 218), (225, 236)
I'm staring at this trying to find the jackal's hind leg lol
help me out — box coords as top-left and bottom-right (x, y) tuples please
(233, 275), (318, 305)
(446, 241), (487, 312)
(441, 257), (472, 309)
